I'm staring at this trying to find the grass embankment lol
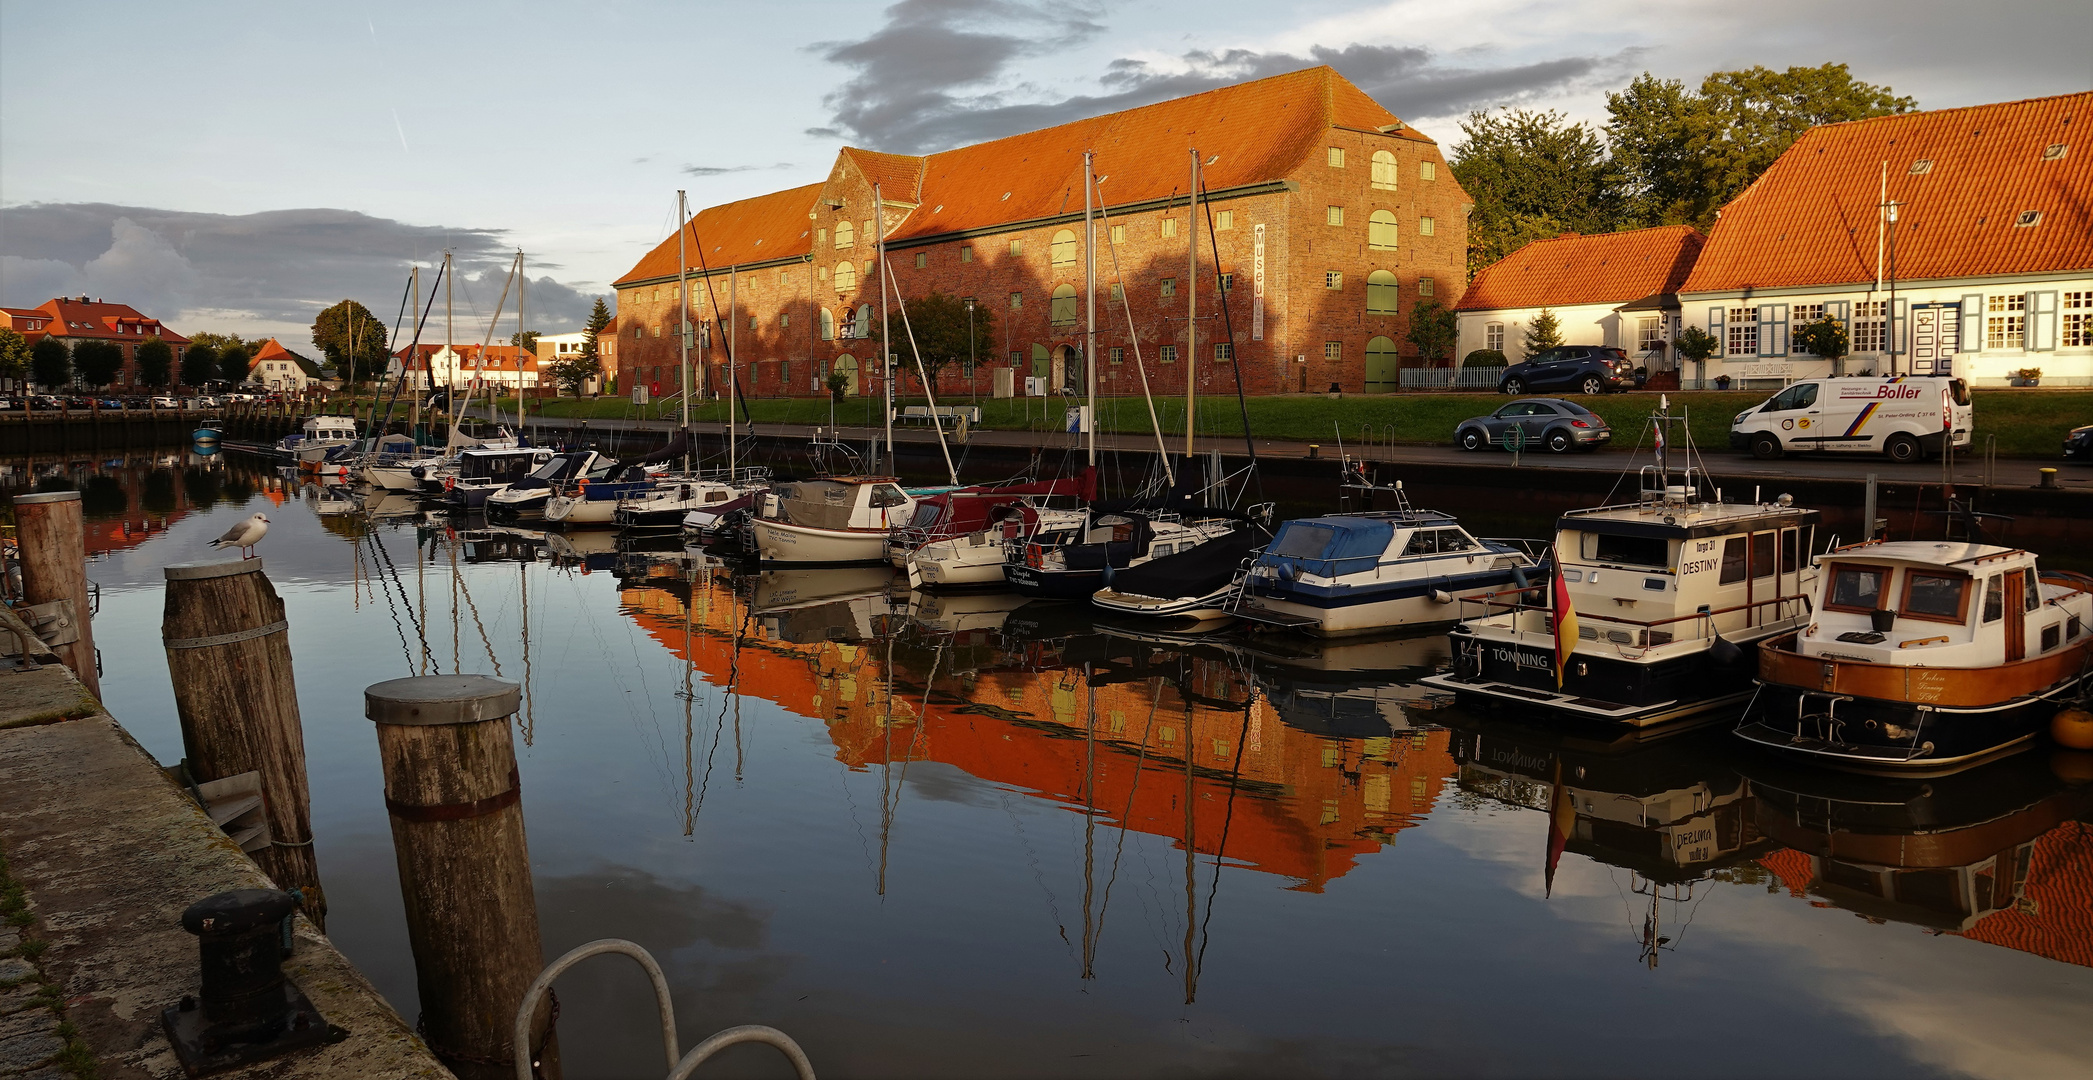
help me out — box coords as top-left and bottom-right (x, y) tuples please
(509, 389), (2093, 458)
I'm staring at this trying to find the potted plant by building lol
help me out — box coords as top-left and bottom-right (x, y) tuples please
(1673, 326), (1720, 389)
(1794, 314), (1849, 377)
(2015, 367), (2042, 387)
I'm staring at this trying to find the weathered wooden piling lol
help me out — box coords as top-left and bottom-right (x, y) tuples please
(365, 674), (558, 1080)
(162, 559), (324, 926)
(13, 490), (100, 698)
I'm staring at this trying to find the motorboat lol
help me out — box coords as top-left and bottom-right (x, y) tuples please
(1423, 473), (1821, 728)
(1090, 513), (1273, 624)
(440, 446), (556, 509)
(1002, 509), (1239, 600)
(545, 433), (688, 525)
(749, 476), (919, 567)
(683, 492), (760, 549)
(1235, 499), (1545, 636)
(907, 505), (1086, 590)
(889, 479), (1086, 572)
(1734, 540), (2093, 772)
(486, 451), (617, 520)
(616, 472), (766, 531)
(277, 415), (360, 464)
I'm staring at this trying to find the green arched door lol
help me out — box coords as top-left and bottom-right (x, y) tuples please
(832, 354), (860, 396)
(1365, 336), (1400, 392)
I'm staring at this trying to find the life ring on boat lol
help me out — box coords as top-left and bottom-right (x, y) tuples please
(443, 475), (456, 492)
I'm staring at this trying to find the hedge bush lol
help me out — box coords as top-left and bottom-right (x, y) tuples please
(1462, 349), (1507, 368)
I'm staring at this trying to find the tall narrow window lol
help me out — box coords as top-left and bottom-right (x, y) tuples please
(834, 261), (857, 291)
(1368, 210), (1399, 250)
(1727, 307), (1760, 355)
(1419, 216), (1436, 236)
(1160, 278), (1176, 298)
(1327, 147), (1345, 168)
(820, 308), (835, 341)
(1214, 210), (1234, 231)
(1326, 205), (1345, 226)
(961, 245), (974, 262)
(1987, 294), (2027, 349)
(1050, 229), (1078, 268)
(1009, 291), (1023, 310)
(1050, 284), (1078, 327)
(1419, 160), (1436, 181)
(1110, 347), (1124, 365)
(1110, 282), (1124, 303)
(834, 220), (855, 249)
(1161, 218), (1178, 238)
(1485, 323), (1504, 352)
(1418, 277), (1434, 297)
(1009, 239), (1024, 257)
(1366, 270), (1399, 315)
(1109, 224), (1125, 245)
(914, 252), (927, 268)
(1370, 150), (1398, 190)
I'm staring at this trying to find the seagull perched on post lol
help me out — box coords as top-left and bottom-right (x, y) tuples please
(211, 513), (271, 559)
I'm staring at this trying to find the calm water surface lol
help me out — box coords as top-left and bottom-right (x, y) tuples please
(8, 448), (2093, 1080)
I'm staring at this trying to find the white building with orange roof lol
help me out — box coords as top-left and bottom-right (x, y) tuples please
(249, 338), (323, 391)
(1679, 91), (2091, 388)
(1455, 225), (1706, 374)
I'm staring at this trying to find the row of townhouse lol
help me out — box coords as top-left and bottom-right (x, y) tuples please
(608, 66), (1475, 398)
(0, 297), (192, 390)
(1457, 91), (2091, 388)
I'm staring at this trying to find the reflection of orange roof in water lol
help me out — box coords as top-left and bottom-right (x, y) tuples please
(619, 574), (1454, 891)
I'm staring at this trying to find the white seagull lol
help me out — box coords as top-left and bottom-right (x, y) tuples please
(211, 513), (271, 559)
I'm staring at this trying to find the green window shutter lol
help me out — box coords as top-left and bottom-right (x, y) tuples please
(1709, 307), (1725, 336)
(1959, 294), (1984, 352)
(1762, 303), (1789, 357)
(1828, 299), (1850, 328)
(1890, 300), (1907, 357)
(2031, 291), (2058, 351)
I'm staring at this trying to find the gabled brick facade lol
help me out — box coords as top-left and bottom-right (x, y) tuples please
(612, 66), (1472, 397)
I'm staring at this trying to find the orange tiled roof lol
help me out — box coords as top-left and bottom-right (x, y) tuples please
(1456, 226), (1705, 312)
(1682, 92), (2093, 294)
(1959, 822), (2093, 969)
(618, 66), (1442, 285)
(616, 183), (825, 287)
(251, 338), (300, 363)
(29, 297), (189, 344)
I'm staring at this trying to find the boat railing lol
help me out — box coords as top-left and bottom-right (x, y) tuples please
(1455, 587), (1813, 645)
(1479, 537), (1551, 564)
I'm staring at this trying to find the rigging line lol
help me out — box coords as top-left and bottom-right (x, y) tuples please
(885, 640), (941, 825)
(688, 222), (756, 439)
(365, 529), (416, 673)
(692, 588), (746, 822)
(882, 255), (958, 485)
(455, 556), (503, 677)
(1192, 682), (1258, 987)
(520, 556), (533, 747)
(1196, 177), (1262, 503)
(1092, 676), (1167, 969)
(417, 528), (428, 675)
(449, 534), (460, 674)
(1095, 181), (1175, 486)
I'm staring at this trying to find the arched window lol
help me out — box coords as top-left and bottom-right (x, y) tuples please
(834, 261), (857, 292)
(1371, 150), (1398, 190)
(819, 308), (835, 341)
(1366, 270), (1400, 315)
(1050, 283), (1079, 326)
(1365, 336), (1400, 391)
(1050, 229), (1078, 268)
(832, 354), (860, 396)
(853, 304), (872, 340)
(1031, 343), (1051, 380)
(1368, 210), (1399, 251)
(834, 220), (855, 249)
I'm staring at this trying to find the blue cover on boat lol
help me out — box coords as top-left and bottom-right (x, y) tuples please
(1257, 517), (1392, 578)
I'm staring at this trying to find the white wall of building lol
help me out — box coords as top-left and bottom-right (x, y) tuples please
(1456, 302), (1679, 368)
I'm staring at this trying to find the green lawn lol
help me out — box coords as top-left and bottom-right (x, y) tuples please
(498, 389), (2093, 458)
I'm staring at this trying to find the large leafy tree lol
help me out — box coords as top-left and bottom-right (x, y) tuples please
(188, 331), (257, 355)
(73, 340), (124, 388)
(29, 337), (70, 388)
(1449, 108), (1619, 277)
(183, 341), (220, 387)
(219, 344), (253, 385)
(866, 290), (995, 394)
(1405, 299), (1457, 366)
(0, 328), (29, 386)
(310, 300), (389, 385)
(136, 337), (175, 388)
(1607, 64), (1914, 228)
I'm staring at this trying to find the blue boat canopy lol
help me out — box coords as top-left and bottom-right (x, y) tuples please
(1257, 516), (1394, 578)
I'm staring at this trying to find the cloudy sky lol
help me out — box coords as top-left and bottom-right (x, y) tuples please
(2, 0), (2085, 344)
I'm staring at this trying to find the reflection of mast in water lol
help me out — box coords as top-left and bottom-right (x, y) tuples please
(1633, 875), (1695, 969)
(876, 638), (940, 898)
(681, 567), (696, 837)
(1080, 664), (1096, 981)
(519, 555), (534, 745)
(1190, 659), (1258, 1005)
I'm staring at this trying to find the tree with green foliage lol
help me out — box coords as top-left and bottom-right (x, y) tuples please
(865, 290), (994, 394)
(310, 300), (389, 385)
(509, 330), (541, 353)
(29, 337), (70, 389)
(188, 331), (257, 355)
(1522, 309), (1563, 358)
(1405, 299), (1457, 366)
(72, 340), (124, 388)
(0, 328), (29, 387)
(546, 347), (601, 396)
(183, 341), (220, 387)
(1449, 108), (1620, 276)
(1794, 315), (1850, 367)
(582, 297), (612, 359)
(1463, 349), (1508, 368)
(1607, 64), (1914, 228)
(136, 336), (175, 388)
(1674, 326), (1721, 365)
(219, 344), (253, 385)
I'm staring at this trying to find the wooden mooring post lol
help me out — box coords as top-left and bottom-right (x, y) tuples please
(12, 490), (100, 698)
(162, 559), (324, 926)
(364, 674), (558, 1080)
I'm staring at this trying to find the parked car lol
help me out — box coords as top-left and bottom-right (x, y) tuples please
(0, 397), (19, 411)
(1497, 346), (1635, 395)
(149, 395), (180, 408)
(1455, 397), (1612, 453)
(63, 396), (93, 409)
(32, 395), (63, 409)
(1730, 376), (1972, 463)
(2065, 423), (2093, 462)
(96, 397), (123, 409)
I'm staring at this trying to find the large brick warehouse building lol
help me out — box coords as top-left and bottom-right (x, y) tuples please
(611, 66), (1471, 399)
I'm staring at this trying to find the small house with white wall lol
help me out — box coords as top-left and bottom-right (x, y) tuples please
(1455, 226), (1705, 376)
(1677, 91), (2091, 389)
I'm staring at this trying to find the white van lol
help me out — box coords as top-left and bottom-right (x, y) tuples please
(1731, 376), (1972, 463)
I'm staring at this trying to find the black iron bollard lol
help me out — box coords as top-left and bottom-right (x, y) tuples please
(162, 888), (330, 1075)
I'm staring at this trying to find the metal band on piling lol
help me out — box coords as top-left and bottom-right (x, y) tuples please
(12, 490), (82, 506)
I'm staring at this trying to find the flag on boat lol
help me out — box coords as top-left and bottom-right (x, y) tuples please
(1551, 564), (1579, 688)
(1545, 758), (1576, 897)
(1654, 425), (1665, 453)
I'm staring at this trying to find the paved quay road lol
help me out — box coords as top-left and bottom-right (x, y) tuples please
(515, 411), (2090, 491)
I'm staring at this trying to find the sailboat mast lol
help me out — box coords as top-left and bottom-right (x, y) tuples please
(444, 250), (454, 401)
(517, 250), (527, 435)
(876, 182), (893, 474)
(728, 268), (737, 479)
(678, 191), (693, 473)
(1084, 151), (1097, 468)
(1186, 150), (1199, 463)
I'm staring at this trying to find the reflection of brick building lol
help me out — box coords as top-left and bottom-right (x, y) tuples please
(611, 66), (1472, 399)
(619, 571), (1454, 891)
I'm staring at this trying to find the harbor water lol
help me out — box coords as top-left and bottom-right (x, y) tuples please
(8, 446), (2093, 1079)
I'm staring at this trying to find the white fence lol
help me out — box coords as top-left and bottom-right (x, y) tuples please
(1398, 367), (1503, 390)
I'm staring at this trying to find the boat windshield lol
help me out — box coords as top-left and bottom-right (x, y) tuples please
(1580, 532), (1669, 568)
(1260, 518), (1392, 577)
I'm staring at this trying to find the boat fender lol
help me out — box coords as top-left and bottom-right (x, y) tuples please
(1709, 633), (1744, 667)
(1432, 589), (1453, 605)
(1510, 566), (1531, 590)
(2053, 708), (2093, 752)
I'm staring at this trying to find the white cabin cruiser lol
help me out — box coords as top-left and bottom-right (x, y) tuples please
(616, 472), (766, 531)
(1736, 541), (2093, 772)
(485, 451), (616, 520)
(907, 506), (1087, 590)
(276, 416), (359, 463)
(750, 476), (917, 566)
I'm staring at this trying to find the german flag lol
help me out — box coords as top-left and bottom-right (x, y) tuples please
(1545, 758), (1576, 898)
(1551, 563), (1579, 689)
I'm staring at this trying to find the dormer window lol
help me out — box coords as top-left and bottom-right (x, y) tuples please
(1908, 159), (1933, 174)
(2043, 143), (2068, 161)
(2015, 210), (2043, 227)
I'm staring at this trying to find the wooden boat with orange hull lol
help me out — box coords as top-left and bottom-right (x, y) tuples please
(1736, 540), (2093, 774)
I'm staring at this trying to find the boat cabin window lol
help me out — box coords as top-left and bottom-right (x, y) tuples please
(1826, 566), (1886, 611)
(1580, 532), (1669, 568)
(1983, 574), (2004, 623)
(1900, 571), (1969, 622)
(2025, 567), (2042, 613)
(1271, 524), (1337, 559)
(869, 484), (909, 508)
(1402, 530), (1438, 556)
(1780, 528), (1802, 574)
(705, 490), (728, 503)
(1435, 529), (1476, 553)
(1751, 533), (1775, 579)
(1719, 537), (1747, 584)
(1761, 383), (1818, 412)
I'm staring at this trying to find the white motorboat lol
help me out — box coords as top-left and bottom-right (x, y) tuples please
(907, 506), (1086, 590)
(750, 476), (918, 566)
(276, 415), (360, 463)
(486, 451), (616, 520)
(616, 472), (766, 531)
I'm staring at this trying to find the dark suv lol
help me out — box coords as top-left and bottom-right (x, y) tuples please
(1498, 346), (1635, 395)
